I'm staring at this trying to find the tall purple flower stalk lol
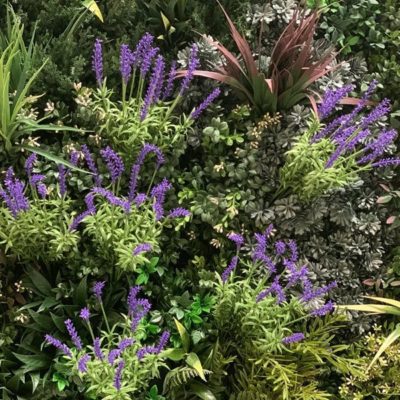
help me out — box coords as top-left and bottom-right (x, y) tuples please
(92, 281), (106, 301)
(44, 334), (72, 357)
(81, 145), (101, 186)
(100, 146), (124, 183)
(282, 332), (305, 344)
(114, 360), (125, 391)
(227, 232), (244, 250)
(137, 330), (170, 360)
(150, 178), (172, 221)
(133, 243), (152, 256)
(140, 55), (165, 121)
(140, 47), (159, 78)
(191, 88), (221, 119)
(162, 61), (177, 100)
(78, 354), (91, 373)
(120, 44), (132, 84)
(92, 38), (103, 86)
(221, 256), (239, 283)
(318, 84), (354, 120)
(94, 337), (104, 360)
(130, 33), (154, 69)
(64, 319), (82, 350)
(1, 167), (30, 218)
(168, 208), (191, 219)
(180, 44), (199, 95)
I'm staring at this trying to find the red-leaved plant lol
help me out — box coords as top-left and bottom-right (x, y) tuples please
(181, 2), (338, 115)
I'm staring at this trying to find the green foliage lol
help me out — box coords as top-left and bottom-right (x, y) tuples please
(339, 325), (400, 399)
(211, 261), (361, 399)
(0, 199), (78, 263)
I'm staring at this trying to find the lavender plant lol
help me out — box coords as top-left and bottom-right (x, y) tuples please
(79, 35), (221, 164)
(280, 81), (399, 200)
(210, 226), (361, 399)
(45, 283), (170, 399)
(0, 144), (190, 272)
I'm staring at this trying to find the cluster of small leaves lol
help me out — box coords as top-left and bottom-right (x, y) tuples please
(339, 324), (400, 399)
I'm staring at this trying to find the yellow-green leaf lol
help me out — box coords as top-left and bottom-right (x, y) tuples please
(362, 296), (400, 309)
(337, 304), (400, 316)
(186, 352), (206, 381)
(82, 0), (104, 22)
(160, 11), (171, 30)
(174, 318), (190, 353)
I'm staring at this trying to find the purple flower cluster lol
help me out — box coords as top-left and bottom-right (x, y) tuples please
(78, 354), (91, 373)
(79, 307), (90, 322)
(114, 360), (125, 391)
(120, 44), (132, 84)
(92, 38), (103, 86)
(151, 178), (172, 221)
(0, 167), (30, 218)
(94, 337), (104, 360)
(92, 281), (106, 301)
(256, 276), (286, 304)
(127, 286), (152, 332)
(140, 55), (165, 121)
(137, 330), (170, 360)
(180, 44), (199, 94)
(311, 81), (399, 169)
(191, 87), (221, 119)
(168, 208), (191, 219)
(65, 319), (83, 350)
(282, 332), (305, 345)
(162, 61), (177, 100)
(100, 146), (124, 183)
(132, 243), (152, 256)
(227, 232), (244, 250)
(130, 33), (154, 69)
(221, 256), (239, 283)
(44, 334), (72, 357)
(81, 144), (102, 186)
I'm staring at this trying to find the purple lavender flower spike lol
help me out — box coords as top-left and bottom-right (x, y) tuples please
(345, 129), (370, 151)
(317, 84), (354, 120)
(70, 151), (79, 166)
(180, 44), (199, 95)
(227, 232), (244, 250)
(153, 57), (166, 102)
(134, 193), (147, 207)
(79, 307), (90, 322)
(371, 157), (400, 168)
(137, 346), (157, 360)
(275, 240), (286, 256)
(168, 208), (191, 219)
(118, 338), (135, 351)
(36, 183), (47, 199)
(162, 61), (177, 100)
(257, 276), (286, 304)
(69, 209), (93, 231)
(361, 98), (391, 128)
(221, 256), (239, 283)
(358, 129), (397, 164)
(58, 165), (67, 197)
(94, 337), (104, 360)
(140, 55), (165, 121)
(2, 168), (30, 217)
(133, 243), (152, 256)
(100, 146), (124, 183)
(191, 87), (221, 119)
(44, 334), (72, 357)
(156, 331), (170, 353)
(151, 178), (172, 220)
(108, 349), (121, 366)
(127, 286), (142, 312)
(25, 153), (37, 177)
(81, 145), (101, 186)
(282, 332), (305, 344)
(120, 44), (132, 84)
(286, 263), (309, 289)
(311, 300), (335, 317)
(325, 142), (346, 169)
(78, 354), (91, 373)
(128, 164), (140, 202)
(287, 240), (298, 263)
(91, 187), (130, 213)
(114, 360), (125, 391)
(92, 38), (103, 86)
(64, 319), (82, 350)
(136, 143), (165, 167)
(130, 298), (151, 332)
(301, 280), (337, 303)
(140, 46), (159, 78)
(130, 33), (154, 69)
(256, 288), (272, 303)
(92, 281), (105, 301)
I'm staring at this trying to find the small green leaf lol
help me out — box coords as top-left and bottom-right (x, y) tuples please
(82, 0), (104, 22)
(161, 348), (186, 361)
(190, 382), (217, 400)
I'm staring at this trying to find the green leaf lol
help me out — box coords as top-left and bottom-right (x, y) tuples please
(26, 268), (52, 296)
(162, 348), (186, 361)
(21, 145), (91, 174)
(12, 353), (50, 371)
(186, 353), (206, 381)
(73, 276), (88, 306)
(368, 324), (400, 369)
(174, 318), (190, 353)
(190, 382), (217, 400)
(135, 273), (149, 285)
